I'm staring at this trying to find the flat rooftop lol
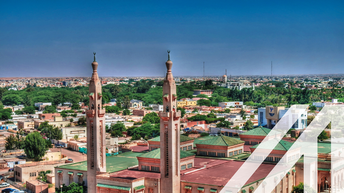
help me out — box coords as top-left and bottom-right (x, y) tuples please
(108, 157), (284, 187)
(56, 151), (143, 173)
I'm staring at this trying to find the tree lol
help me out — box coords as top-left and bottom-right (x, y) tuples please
(43, 105), (57, 113)
(292, 182), (304, 193)
(5, 135), (17, 150)
(250, 115), (255, 119)
(318, 130), (329, 141)
(240, 108), (245, 118)
(142, 112), (160, 124)
(224, 108), (230, 113)
(22, 106), (36, 114)
(74, 135), (79, 141)
(197, 99), (211, 106)
(0, 108), (13, 120)
(24, 132), (48, 161)
(78, 116), (86, 126)
(105, 106), (120, 114)
(56, 182), (86, 193)
(216, 121), (232, 128)
(196, 94), (208, 98)
(122, 109), (130, 115)
(2, 94), (22, 105)
(309, 105), (317, 111)
(177, 107), (186, 118)
(110, 122), (126, 137)
(123, 95), (131, 109)
(15, 110), (23, 115)
(244, 120), (254, 130)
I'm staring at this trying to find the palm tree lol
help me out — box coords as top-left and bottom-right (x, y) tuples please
(123, 96), (131, 109)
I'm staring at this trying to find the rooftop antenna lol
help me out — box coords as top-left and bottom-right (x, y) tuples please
(203, 62), (205, 79)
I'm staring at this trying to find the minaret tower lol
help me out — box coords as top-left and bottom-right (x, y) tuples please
(86, 52), (106, 193)
(160, 50), (181, 193)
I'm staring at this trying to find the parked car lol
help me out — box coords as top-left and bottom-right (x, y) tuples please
(66, 158), (73, 163)
(1, 188), (16, 193)
(55, 144), (61, 148)
(8, 168), (14, 172)
(0, 182), (10, 188)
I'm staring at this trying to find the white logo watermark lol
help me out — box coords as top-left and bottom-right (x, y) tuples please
(220, 105), (344, 193)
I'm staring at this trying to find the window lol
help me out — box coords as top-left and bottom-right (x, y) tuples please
(265, 157), (273, 162)
(234, 151), (237, 155)
(78, 175), (83, 184)
(199, 151), (207, 156)
(218, 153), (225, 157)
(181, 165), (186, 170)
(141, 165), (150, 171)
(275, 157), (281, 162)
(183, 147), (187, 151)
(151, 166), (160, 172)
(208, 152), (216, 157)
(229, 152), (233, 156)
(187, 163), (192, 168)
(188, 145), (192, 150)
(30, 172), (36, 177)
(239, 150), (242, 154)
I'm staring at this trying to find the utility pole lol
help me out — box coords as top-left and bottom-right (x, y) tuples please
(203, 62), (205, 80)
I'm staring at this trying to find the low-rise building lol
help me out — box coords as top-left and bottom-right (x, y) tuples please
(195, 135), (245, 157)
(60, 126), (87, 140)
(148, 135), (194, 151)
(18, 120), (34, 130)
(137, 148), (195, 172)
(218, 101), (243, 109)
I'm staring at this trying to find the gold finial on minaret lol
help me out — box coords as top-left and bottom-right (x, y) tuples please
(166, 50), (173, 73)
(92, 52), (98, 72)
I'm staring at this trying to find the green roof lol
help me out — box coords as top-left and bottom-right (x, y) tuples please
(318, 168), (331, 171)
(68, 172), (73, 175)
(77, 173), (83, 176)
(249, 186), (254, 190)
(250, 139), (294, 151)
(210, 189), (218, 192)
(195, 135), (244, 147)
(97, 184), (130, 191)
(242, 190), (246, 193)
(57, 170), (62, 173)
(149, 135), (194, 143)
(134, 185), (145, 190)
(240, 127), (279, 136)
(56, 151), (144, 173)
(138, 148), (195, 159)
(197, 187), (204, 191)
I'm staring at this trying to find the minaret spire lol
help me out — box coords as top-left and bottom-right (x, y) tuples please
(87, 53), (106, 193)
(93, 52), (96, 62)
(160, 50), (181, 193)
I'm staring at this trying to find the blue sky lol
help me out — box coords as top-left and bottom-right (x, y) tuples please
(0, 0), (343, 77)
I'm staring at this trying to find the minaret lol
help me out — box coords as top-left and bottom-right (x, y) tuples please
(160, 50), (181, 193)
(86, 52), (106, 193)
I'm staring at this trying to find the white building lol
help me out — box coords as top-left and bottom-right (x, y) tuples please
(258, 107), (307, 130)
(60, 127), (87, 141)
(218, 101), (243, 108)
(312, 99), (343, 108)
(149, 104), (163, 111)
(34, 102), (52, 107)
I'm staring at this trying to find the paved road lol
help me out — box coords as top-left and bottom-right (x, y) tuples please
(50, 147), (87, 163)
(0, 184), (19, 191)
